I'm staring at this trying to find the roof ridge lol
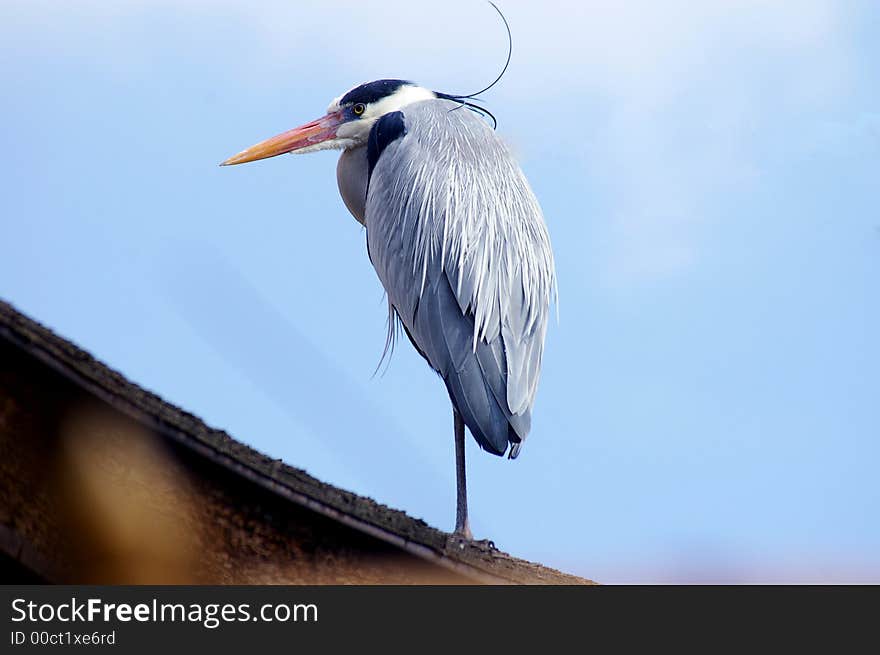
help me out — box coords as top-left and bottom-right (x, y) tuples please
(0, 298), (593, 584)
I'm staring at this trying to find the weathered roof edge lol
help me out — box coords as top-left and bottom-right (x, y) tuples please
(0, 299), (594, 585)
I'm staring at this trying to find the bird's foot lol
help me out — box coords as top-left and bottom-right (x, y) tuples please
(447, 532), (498, 553)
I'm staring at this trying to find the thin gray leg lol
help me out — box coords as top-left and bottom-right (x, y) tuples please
(453, 408), (473, 539)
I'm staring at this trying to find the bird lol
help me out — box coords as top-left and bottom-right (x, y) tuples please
(222, 78), (555, 539)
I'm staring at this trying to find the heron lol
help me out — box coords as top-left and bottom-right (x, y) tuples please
(221, 78), (555, 540)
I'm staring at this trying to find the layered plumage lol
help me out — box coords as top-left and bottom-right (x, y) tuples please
(362, 99), (555, 458)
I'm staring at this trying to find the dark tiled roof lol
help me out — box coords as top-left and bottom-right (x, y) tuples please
(0, 299), (593, 585)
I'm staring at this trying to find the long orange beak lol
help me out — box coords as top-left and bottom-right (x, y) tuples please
(220, 110), (345, 166)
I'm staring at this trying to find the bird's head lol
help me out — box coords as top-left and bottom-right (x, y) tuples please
(221, 79), (435, 166)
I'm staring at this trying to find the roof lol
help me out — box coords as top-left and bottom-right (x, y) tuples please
(0, 299), (593, 584)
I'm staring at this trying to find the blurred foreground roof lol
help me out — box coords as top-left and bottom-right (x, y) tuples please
(0, 299), (593, 585)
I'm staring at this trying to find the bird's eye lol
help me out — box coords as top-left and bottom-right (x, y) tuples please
(353, 103), (366, 116)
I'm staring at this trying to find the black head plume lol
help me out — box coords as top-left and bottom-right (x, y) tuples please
(435, 1), (512, 129)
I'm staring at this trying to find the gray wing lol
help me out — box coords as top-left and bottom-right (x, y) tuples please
(365, 99), (555, 458)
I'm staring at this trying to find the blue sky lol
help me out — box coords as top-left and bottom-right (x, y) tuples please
(1, 0), (878, 582)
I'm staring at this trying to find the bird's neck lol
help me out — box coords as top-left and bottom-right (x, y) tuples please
(336, 145), (369, 225)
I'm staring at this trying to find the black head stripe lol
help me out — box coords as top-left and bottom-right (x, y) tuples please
(367, 111), (407, 179)
(340, 79), (412, 107)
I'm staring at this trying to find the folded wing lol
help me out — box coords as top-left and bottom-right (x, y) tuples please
(365, 100), (555, 458)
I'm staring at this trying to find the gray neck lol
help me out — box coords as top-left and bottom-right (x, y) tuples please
(336, 146), (368, 225)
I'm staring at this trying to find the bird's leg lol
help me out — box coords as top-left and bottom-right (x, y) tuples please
(453, 409), (473, 540)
